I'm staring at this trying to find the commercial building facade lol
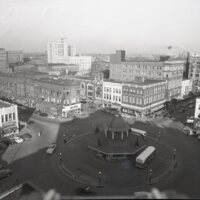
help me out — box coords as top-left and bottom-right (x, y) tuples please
(179, 79), (193, 99)
(0, 72), (81, 118)
(121, 80), (167, 117)
(188, 53), (200, 91)
(110, 60), (184, 101)
(0, 101), (19, 137)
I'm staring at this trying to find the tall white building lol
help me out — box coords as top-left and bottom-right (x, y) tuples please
(47, 38), (91, 74)
(47, 38), (69, 63)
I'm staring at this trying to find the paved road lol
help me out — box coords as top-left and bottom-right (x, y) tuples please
(1, 109), (200, 198)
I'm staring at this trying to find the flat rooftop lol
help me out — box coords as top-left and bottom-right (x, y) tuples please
(105, 79), (166, 86)
(36, 78), (80, 86)
(0, 100), (11, 108)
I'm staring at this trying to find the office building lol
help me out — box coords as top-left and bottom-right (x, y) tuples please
(110, 60), (184, 100)
(110, 50), (126, 63)
(47, 38), (91, 74)
(188, 53), (200, 91)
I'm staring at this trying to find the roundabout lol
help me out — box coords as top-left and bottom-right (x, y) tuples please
(58, 115), (177, 194)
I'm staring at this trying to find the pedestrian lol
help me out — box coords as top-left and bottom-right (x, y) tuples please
(59, 152), (62, 164)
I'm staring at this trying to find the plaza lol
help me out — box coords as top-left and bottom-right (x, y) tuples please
(0, 108), (200, 198)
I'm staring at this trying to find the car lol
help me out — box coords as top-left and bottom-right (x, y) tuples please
(182, 126), (194, 136)
(46, 143), (57, 155)
(75, 186), (96, 195)
(10, 137), (24, 144)
(0, 169), (13, 180)
(188, 104), (194, 109)
(19, 133), (32, 141)
(186, 117), (194, 124)
(39, 113), (48, 117)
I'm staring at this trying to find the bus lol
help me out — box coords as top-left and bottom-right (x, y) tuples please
(136, 146), (156, 168)
(130, 128), (147, 137)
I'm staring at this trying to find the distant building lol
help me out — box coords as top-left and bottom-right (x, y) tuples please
(183, 52), (190, 79)
(188, 53), (200, 91)
(110, 50), (126, 63)
(0, 48), (8, 69)
(6, 50), (24, 64)
(47, 38), (91, 75)
(0, 100), (19, 137)
(47, 38), (69, 63)
(68, 45), (76, 56)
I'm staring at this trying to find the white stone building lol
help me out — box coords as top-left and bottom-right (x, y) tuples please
(179, 79), (193, 99)
(0, 101), (19, 137)
(103, 80), (122, 108)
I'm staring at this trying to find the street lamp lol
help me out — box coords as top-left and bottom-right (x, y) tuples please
(158, 131), (161, 142)
(148, 169), (153, 184)
(173, 149), (176, 161)
(59, 152), (62, 164)
(98, 171), (103, 187)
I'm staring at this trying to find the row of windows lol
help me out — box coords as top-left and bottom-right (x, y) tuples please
(123, 93), (165, 105)
(1, 113), (16, 123)
(103, 87), (122, 94)
(103, 93), (121, 102)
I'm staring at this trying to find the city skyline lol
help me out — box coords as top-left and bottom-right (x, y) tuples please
(0, 0), (200, 54)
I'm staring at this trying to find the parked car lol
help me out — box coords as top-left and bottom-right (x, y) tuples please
(75, 186), (96, 195)
(182, 126), (194, 136)
(0, 169), (13, 180)
(39, 113), (48, 117)
(10, 137), (24, 144)
(186, 116), (194, 124)
(188, 104), (194, 109)
(19, 133), (32, 141)
(46, 143), (57, 155)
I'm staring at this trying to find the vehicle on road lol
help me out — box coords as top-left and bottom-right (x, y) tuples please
(46, 143), (57, 155)
(0, 169), (13, 180)
(39, 113), (48, 117)
(10, 137), (24, 144)
(75, 186), (96, 195)
(186, 117), (194, 124)
(121, 113), (132, 118)
(19, 133), (32, 141)
(188, 104), (194, 109)
(182, 126), (194, 136)
(136, 146), (156, 168)
(130, 128), (147, 137)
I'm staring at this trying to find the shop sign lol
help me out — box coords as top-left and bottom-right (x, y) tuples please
(2, 121), (16, 129)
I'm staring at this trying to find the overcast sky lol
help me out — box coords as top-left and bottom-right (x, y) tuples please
(0, 0), (200, 54)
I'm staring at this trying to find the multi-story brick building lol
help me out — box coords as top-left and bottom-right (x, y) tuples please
(110, 60), (184, 100)
(121, 79), (167, 117)
(0, 72), (81, 118)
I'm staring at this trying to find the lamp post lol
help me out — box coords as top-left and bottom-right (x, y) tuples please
(98, 171), (103, 187)
(148, 169), (153, 184)
(173, 148), (176, 161)
(59, 152), (62, 164)
(158, 131), (161, 142)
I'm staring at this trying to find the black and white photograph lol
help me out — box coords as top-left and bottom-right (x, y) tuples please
(0, 0), (200, 199)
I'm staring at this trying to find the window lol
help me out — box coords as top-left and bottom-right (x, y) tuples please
(5, 114), (8, 122)
(9, 114), (12, 121)
(1, 115), (4, 123)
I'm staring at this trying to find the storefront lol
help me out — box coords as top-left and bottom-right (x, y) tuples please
(62, 103), (81, 118)
(121, 107), (136, 117)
